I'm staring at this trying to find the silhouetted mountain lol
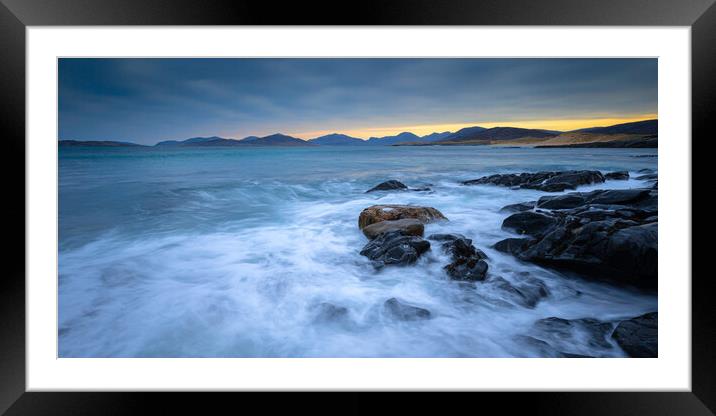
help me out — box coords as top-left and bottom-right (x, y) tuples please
(59, 140), (146, 147)
(439, 127), (560, 143)
(573, 119), (657, 135)
(155, 136), (230, 146)
(252, 133), (315, 146)
(420, 131), (452, 142)
(366, 132), (421, 145)
(154, 134), (312, 147)
(442, 126), (488, 141)
(308, 133), (366, 145)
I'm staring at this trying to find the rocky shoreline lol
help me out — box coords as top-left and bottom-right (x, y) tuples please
(349, 174), (658, 357)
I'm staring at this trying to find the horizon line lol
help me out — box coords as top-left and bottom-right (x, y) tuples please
(60, 115), (658, 145)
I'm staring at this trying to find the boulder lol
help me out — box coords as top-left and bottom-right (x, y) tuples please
(362, 218), (424, 240)
(383, 297), (431, 321)
(359, 231), (430, 267)
(502, 211), (558, 237)
(605, 171), (630, 180)
(611, 312), (657, 357)
(366, 180), (407, 193)
(496, 189), (657, 288)
(486, 275), (549, 308)
(464, 170), (605, 192)
(534, 317), (614, 350)
(500, 201), (536, 213)
(358, 205), (447, 229)
(429, 233), (489, 281)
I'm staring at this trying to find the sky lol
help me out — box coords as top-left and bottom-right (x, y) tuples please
(58, 58), (657, 144)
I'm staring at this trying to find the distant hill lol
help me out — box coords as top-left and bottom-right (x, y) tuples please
(420, 131), (453, 142)
(59, 140), (146, 147)
(573, 119), (657, 135)
(435, 126), (561, 144)
(252, 133), (315, 146)
(155, 134), (313, 147)
(308, 133), (366, 145)
(366, 132), (421, 145)
(535, 119), (658, 148)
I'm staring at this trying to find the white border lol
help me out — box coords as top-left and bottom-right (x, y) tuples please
(27, 27), (691, 391)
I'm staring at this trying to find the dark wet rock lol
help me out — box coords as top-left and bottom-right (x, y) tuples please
(500, 201), (536, 213)
(611, 312), (657, 357)
(312, 302), (349, 324)
(486, 275), (549, 308)
(534, 317), (614, 350)
(537, 189), (652, 210)
(362, 218), (424, 240)
(429, 233), (489, 281)
(502, 211), (558, 237)
(493, 237), (533, 256)
(463, 170), (605, 192)
(497, 189), (658, 288)
(636, 173), (658, 181)
(536, 194), (586, 210)
(358, 205), (448, 230)
(605, 171), (630, 180)
(366, 180), (407, 193)
(360, 231), (430, 267)
(383, 297), (431, 321)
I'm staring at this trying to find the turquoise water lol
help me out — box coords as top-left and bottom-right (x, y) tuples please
(59, 146), (658, 357)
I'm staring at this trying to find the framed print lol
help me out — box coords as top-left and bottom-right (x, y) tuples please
(2, 0), (712, 414)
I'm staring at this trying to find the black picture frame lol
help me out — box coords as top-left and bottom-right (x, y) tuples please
(1, 0), (711, 414)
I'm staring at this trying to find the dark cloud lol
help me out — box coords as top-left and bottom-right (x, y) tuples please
(59, 58), (657, 144)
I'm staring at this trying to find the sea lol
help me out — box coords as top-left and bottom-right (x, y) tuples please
(58, 145), (658, 357)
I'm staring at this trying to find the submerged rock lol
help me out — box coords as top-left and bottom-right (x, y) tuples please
(366, 180), (408, 193)
(611, 312), (657, 357)
(496, 188), (658, 288)
(358, 204), (448, 230)
(534, 316), (614, 350)
(360, 231), (430, 267)
(485, 275), (549, 308)
(429, 233), (489, 281)
(312, 302), (350, 324)
(463, 170), (605, 192)
(383, 297), (431, 321)
(362, 218), (424, 239)
(605, 171), (630, 180)
(636, 173), (658, 181)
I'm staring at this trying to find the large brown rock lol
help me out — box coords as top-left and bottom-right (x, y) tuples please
(358, 205), (448, 230)
(362, 218), (424, 239)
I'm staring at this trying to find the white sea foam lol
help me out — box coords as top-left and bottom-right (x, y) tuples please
(58, 146), (658, 357)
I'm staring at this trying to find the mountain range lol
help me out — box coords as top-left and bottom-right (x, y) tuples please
(59, 119), (657, 148)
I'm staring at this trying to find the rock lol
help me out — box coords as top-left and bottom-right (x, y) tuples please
(464, 170), (605, 192)
(611, 312), (657, 357)
(500, 201), (536, 213)
(312, 302), (349, 324)
(636, 173), (658, 181)
(366, 180), (407, 193)
(537, 194), (586, 210)
(497, 189), (657, 288)
(359, 231), (430, 267)
(429, 233), (489, 281)
(383, 297), (431, 321)
(486, 275), (549, 308)
(605, 171), (630, 180)
(493, 237), (533, 255)
(502, 211), (558, 237)
(362, 218), (424, 239)
(358, 205), (448, 230)
(534, 317), (614, 350)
